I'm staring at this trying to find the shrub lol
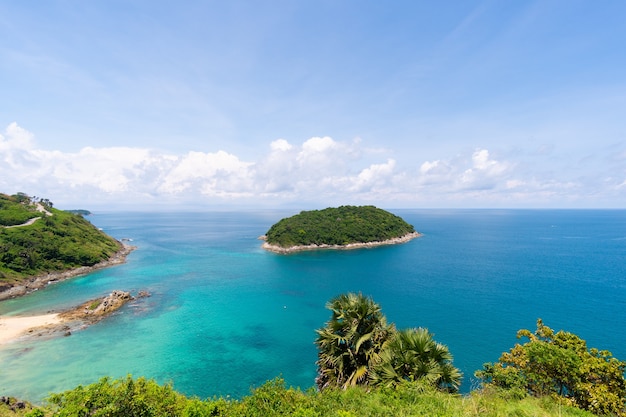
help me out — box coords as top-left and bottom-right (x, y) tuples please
(476, 319), (626, 416)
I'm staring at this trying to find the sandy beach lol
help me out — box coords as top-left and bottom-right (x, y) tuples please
(0, 239), (138, 346)
(0, 290), (139, 346)
(0, 313), (62, 345)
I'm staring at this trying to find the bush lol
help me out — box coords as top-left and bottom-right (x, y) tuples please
(476, 319), (626, 416)
(46, 376), (188, 417)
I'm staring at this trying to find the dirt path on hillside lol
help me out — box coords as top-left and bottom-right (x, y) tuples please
(1, 203), (53, 229)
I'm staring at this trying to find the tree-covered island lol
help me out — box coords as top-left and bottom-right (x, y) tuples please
(261, 205), (420, 253)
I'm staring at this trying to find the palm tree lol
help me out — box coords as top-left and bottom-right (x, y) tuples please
(371, 328), (462, 392)
(314, 292), (395, 389)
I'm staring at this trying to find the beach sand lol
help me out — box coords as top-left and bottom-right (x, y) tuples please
(0, 313), (61, 345)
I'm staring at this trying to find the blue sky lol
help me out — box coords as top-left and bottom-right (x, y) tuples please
(1, 1), (625, 209)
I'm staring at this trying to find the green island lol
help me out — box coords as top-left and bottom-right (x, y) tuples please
(262, 205), (420, 253)
(0, 192), (132, 299)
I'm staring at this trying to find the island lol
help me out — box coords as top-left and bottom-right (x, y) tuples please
(261, 205), (421, 253)
(0, 192), (135, 300)
(65, 209), (92, 216)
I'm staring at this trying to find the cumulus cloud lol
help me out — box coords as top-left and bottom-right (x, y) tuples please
(348, 159), (397, 192)
(419, 159), (454, 185)
(1, 122), (37, 169)
(413, 149), (511, 193)
(1, 122), (34, 149)
(48, 146), (159, 192)
(296, 136), (346, 172)
(270, 139), (292, 152)
(1, 122), (620, 208)
(458, 149), (511, 190)
(159, 150), (254, 195)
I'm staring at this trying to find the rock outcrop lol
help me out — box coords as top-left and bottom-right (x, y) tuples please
(59, 290), (139, 323)
(19, 290), (150, 343)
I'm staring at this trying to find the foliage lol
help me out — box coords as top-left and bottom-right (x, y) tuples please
(45, 375), (188, 416)
(315, 293), (395, 389)
(24, 376), (595, 417)
(315, 292), (462, 392)
(265, 205), (415, 248)
(0, 192), (121, 282)
(371, 328), (462, 392)
(0, 396), (38, 417)
(0, 193), (41, 226)
(476, 319), (626, 416)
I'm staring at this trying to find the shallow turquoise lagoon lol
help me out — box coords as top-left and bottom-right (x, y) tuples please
(1, 209), (625, 401)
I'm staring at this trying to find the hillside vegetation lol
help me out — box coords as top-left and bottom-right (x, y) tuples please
(265, 205), (416, 248)
(0, 193), (121, 284)
(1, 376), (596, 417)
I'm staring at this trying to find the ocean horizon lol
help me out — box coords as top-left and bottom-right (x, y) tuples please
(1, 209), (625, 402)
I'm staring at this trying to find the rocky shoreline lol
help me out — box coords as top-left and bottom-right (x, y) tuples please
(0, 290), (149, 345)
(260, 231), (422, 254)
(0, 242), (136, 301)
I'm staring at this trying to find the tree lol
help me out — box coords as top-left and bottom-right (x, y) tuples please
(315, 293), (395, 389)
(371, 328), (462, 392)
(476, 319), (626, 416)
(315, 293), (461, 393)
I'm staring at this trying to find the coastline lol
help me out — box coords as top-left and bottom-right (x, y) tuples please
(0, 313), (61, 345)
(0, 290), (140, 346)
(261, 231), (422, 254)
(0, 242), (136, 302)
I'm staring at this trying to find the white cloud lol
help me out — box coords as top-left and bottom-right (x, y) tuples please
(418, 159), (454, 186)
(50, 147), (158, 192)
(300, 136), (335, 153)
(1, 122), (38, 169)
(420, 160), (441, 174)
(348, 159), (397, 192)
(296, 136), (344, 172)
(270, 139), (292, 152)
(458, 149), (511, 190)
(1, 123), (622, 208)
(0, 122), (35, 151)
(159, 150), (253, 194)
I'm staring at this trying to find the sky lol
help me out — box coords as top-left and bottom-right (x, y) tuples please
(1, 1), (625, 210)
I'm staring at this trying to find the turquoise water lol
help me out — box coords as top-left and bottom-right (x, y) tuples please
(1, 209), (625, 401)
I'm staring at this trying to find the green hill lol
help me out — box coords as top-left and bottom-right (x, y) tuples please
(264, 205), (416, 248)
(0, 192), (122, 285)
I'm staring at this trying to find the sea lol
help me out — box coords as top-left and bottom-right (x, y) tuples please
(0, 209), (625, 402)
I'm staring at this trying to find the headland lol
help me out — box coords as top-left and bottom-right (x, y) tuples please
(0, 243), (135, 301)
